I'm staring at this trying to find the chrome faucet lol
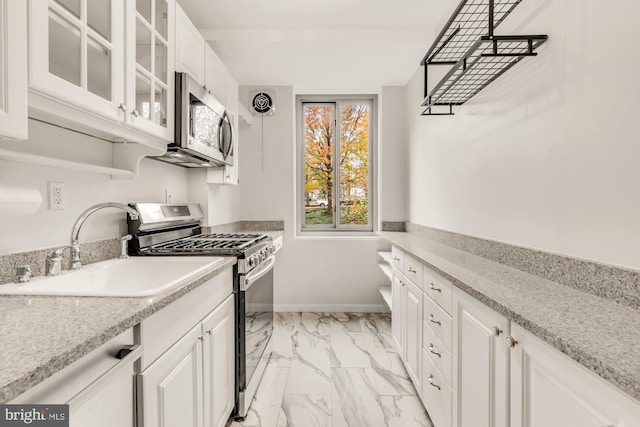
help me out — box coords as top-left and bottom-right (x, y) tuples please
(69, 202), (139, 270)
(46, 203), (139, 276)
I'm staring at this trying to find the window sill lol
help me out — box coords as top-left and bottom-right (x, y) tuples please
(295, 230), (380, 240)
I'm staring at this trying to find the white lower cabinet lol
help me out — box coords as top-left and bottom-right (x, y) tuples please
(138, 325), (204, 427)
(509, 323), (640, 427)
(422, 349), (453, 427)
(391, 269), (423, 388)
(453, 289), (509, 427)
(388, 245), (640, 427)
(391, 272), (404, 353)
(404, 278), (423, 388)
(139, 294), (236, 427)
(203, 295), (236, 427)
(138, 270), (235, 427)
(10, 328), (139, 427)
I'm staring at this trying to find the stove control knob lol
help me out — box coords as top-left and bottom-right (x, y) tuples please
(248, 257), (255, 268)
(269, 245), (275, 254)
(257, 253), (264, 263)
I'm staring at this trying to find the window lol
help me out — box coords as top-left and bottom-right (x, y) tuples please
(296, 95), (376, 232)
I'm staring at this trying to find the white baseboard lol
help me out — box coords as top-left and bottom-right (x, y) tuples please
(274, 303), (389, 313)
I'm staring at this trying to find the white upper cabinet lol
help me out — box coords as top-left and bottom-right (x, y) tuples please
(28, 0), (174, 143)
(0, 0), (28, 140)
(175, 2), (205, 85)
(29, 0), (125, 122)
(204, 46), (226, 104)
(125, 0), (175, 141)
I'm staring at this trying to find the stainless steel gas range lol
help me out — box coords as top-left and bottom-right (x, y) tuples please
(127, 203), (274, 419)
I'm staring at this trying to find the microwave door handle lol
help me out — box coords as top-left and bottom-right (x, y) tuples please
(242, 256), (275, 291)
(221, 114), (233, 159)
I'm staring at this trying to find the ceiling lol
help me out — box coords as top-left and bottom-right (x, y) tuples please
(176, 0), (457, 88)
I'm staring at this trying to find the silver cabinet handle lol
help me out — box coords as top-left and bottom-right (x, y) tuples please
(392, 256), (400, 261)
(429, 283), (442, 292)
(506, 336), (518, 348)
(428, 343), (441, 358)
(118, 103), (127, 111)
(408, 267), (416, 273)
(428, 374), (441, 390)
(131, 109), (140, 117)
(493, 326), (503, 337)
(428, 314), (441, 326)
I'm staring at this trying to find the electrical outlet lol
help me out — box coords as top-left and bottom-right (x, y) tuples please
(48, 182), (65, 210)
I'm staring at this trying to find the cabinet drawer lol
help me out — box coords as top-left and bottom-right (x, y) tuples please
(423, 322), (452, 386)
(423, 266), (453, 314)
(424, 296), (453, 351)
(422, 349), (452, 427)
(10, 328), (135, 405)
(404, 254), (423, 288)
(391, 246), (405, 271)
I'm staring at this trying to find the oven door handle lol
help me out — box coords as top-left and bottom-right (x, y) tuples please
(242, 255), (275, 291)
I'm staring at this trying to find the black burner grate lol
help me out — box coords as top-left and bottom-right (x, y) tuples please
(147, 232), (268, 254)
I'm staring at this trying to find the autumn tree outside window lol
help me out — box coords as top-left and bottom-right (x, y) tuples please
(297, 96), (376, 232)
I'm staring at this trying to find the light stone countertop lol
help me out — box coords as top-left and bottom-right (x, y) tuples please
(378, 231), (640, 402)
(0, 257), (236, 403)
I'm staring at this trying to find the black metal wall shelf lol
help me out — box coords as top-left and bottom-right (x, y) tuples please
(420, 0), (548, 116)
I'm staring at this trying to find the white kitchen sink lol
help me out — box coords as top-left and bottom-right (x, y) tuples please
(0, 256), (225, 297)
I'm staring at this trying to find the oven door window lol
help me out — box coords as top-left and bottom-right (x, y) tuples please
(243, 267), (273, 386)
(190, 94), (221, 149)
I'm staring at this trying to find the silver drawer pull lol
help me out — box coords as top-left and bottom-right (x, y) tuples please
(429, 283), (442, 292)
(428, 344), (441, 358)
(67, 345), (141, 408)
(392, 256), (400, 261)
(428, 314), (441, 326)
(428, 375), (441, 391)
(408, 267), (416, 273)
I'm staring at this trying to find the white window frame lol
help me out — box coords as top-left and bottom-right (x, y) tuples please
(296, 94), (378, 234)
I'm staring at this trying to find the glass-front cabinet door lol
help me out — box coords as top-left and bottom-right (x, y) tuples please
(0, 0), (28, 140)
(29, 0), (125, 121)
(125, 0), (174, 141)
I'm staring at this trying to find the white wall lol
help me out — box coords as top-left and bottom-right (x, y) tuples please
(186, 169), (242, 227)
(405, 0), (640, 270)
(0, 122), (189, 254)
(380, 86), (408, 223)
(237, 85), (400, 311)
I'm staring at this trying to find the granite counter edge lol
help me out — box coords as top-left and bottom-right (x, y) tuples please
(0, 257), (237, 403)
(378, 232), (640, 402)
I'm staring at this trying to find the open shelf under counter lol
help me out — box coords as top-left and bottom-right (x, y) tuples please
(378, 286), (392, 311)
(378, 251), (393, 265)
(378, 262), (392, 282)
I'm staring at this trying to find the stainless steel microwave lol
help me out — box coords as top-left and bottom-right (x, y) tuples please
(153, 72), (233, 168)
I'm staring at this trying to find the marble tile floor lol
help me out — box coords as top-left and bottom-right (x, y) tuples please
(228, 312), (433, 427)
